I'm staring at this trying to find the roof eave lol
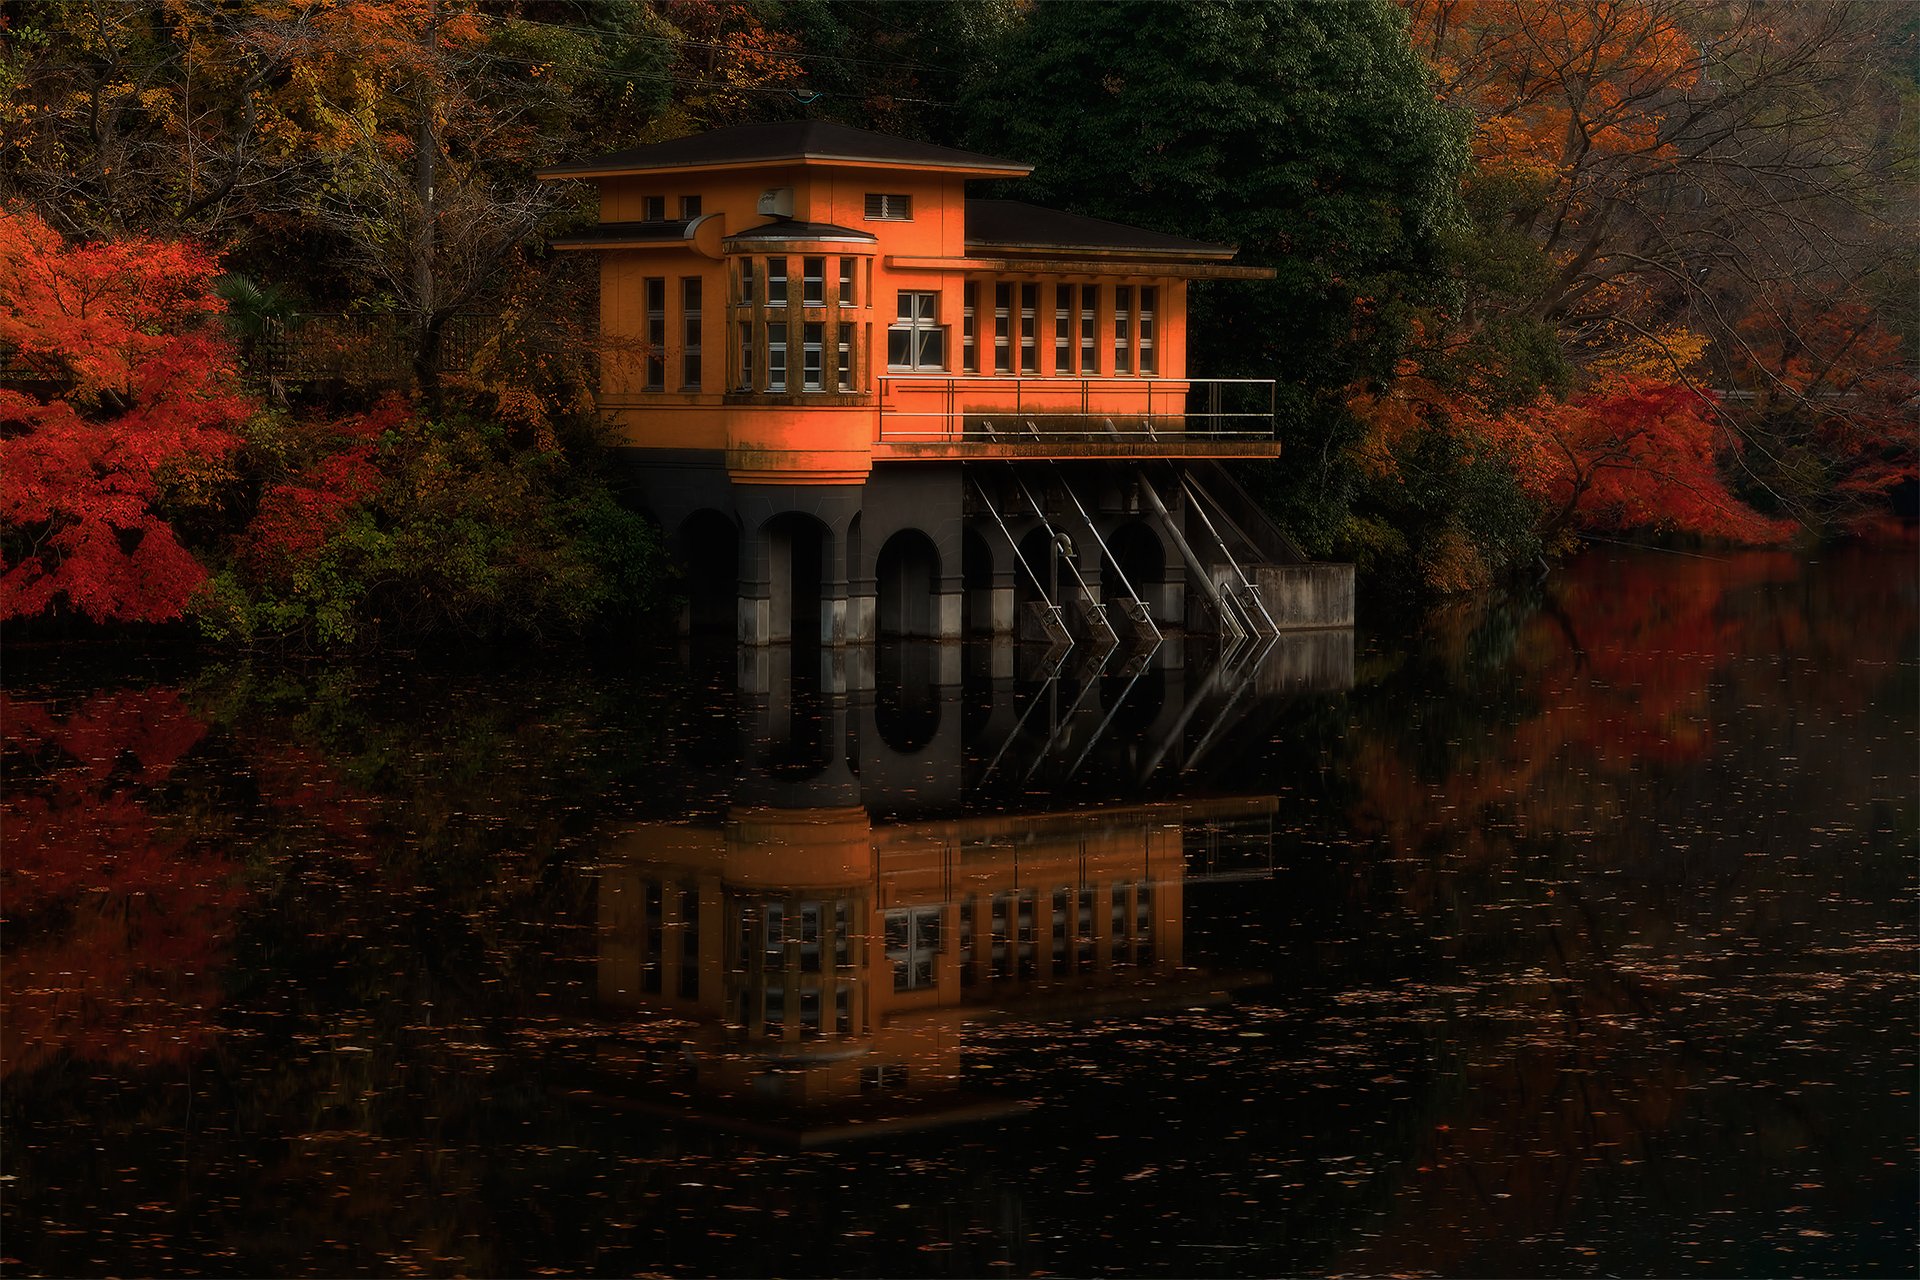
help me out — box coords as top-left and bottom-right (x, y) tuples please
(538, 154), (1033, 182)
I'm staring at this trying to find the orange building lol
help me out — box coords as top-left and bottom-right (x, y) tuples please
(541, 120), (1351, 646)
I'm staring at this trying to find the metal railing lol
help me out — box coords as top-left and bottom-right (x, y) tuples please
(876, 375), (1276, 442)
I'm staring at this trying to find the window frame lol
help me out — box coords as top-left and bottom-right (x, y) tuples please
(886, 290), (946, 372)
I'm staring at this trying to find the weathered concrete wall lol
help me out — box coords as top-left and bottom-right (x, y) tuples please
(1252, 563), (1355, 630)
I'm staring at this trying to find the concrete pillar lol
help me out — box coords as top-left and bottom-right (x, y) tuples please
(738, 518), (773, 645)
(935, 574), (964, 640)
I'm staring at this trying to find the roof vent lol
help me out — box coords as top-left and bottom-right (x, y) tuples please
(756, 187), (794, 218)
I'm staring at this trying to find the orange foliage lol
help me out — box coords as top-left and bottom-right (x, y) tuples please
(1409, 0), (1701, 181)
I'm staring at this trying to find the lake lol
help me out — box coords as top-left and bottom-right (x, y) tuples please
(3, 546), (1913, 1277)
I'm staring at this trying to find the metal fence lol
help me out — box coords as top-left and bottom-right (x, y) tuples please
(876, 376), (1277, 442)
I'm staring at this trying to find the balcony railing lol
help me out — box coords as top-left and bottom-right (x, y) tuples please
(876, 376), (1276, 442)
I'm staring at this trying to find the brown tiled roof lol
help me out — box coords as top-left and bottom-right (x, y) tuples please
(541, 121), (1031, 178)
(965, 199), (1238, 260)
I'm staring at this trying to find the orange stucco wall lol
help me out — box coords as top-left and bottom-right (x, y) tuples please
(572, 159), (1198, 483)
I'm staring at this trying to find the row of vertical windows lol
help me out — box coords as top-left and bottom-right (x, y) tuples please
(732, 254), (868, 395)
(737, 255), (865, 308)
(642, 276), (704, 391)
(919, 283), (1159, 376)
(737, 321), (858, 392)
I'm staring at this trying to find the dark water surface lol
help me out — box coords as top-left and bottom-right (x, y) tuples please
(4, 548), (1914, 1278)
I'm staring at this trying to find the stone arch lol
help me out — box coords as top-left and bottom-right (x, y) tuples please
(875, 528), (942, 637)
(678, 508), (740, 634)
(1102, 520), (1166, 604)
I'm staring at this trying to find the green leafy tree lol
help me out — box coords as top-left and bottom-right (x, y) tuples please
(962, 0), (1470, 554)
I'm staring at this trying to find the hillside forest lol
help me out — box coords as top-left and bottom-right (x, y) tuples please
(2, 0), (1913, 644)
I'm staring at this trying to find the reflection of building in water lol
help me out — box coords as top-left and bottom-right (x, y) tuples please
(596, 796), (1272, 1144)
(588, 638), (1329, 1143)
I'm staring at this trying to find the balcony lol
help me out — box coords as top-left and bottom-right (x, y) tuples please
(873, 376), (1281, 461)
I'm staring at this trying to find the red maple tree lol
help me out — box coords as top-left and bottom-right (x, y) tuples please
(0, 208), (252, 623)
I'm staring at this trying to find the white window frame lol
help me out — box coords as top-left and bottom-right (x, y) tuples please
(886, 291), (946, 371)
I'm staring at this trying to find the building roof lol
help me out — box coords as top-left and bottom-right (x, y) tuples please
(725, 220), (877, 244)
(964, 199), (1238, 261)
(540, 120), (1032, 179)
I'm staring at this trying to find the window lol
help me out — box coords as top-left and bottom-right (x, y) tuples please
(1139, 286), (1157, 374)
(1055, 285), (1073, 374)
(678, 194), (702, 218)
(884, 906), (942, 991)
(838, 257), (857, 306)
(993, 283), (1011, 374)
(864, 192), (912, 220)
(836, 326), (853, 390)
(767, 321), (787, 392)
(887, 291), (945, 370)
(644, 277), (666, 390)
(1019, 283), (1037, 375)
(1114, 285), (1133, 374)
(802, 256), (824, 306)
(737, 321), (753, 390)
(641, 195), (666, 221)
(962, 281), (979, 373)
(739, 258), (755, 305)
(766, 257), (788, 308)
(803, 322), (823, 391)
(1080, 285), (1098, 374)
(681, 277), (702, 389)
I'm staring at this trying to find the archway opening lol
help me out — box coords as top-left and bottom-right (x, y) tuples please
(1014, 526), (1058, 619)
(1102, 521), (1166, 609)
(875, 528), (941, 637)
(763, 512), (830, 644)
(961, 526), (995, 635)
(679, 509), (740, 635)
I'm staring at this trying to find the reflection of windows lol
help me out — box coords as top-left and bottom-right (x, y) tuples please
(862, 1063), (909, 1092)
(885, 906), (942, 990)
(864, 193), (912, 220)
(887, 291), (945, 370)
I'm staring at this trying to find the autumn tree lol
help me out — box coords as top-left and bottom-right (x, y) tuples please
(1404, 0), (1917, 537)
(0, 208), (250, 623)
